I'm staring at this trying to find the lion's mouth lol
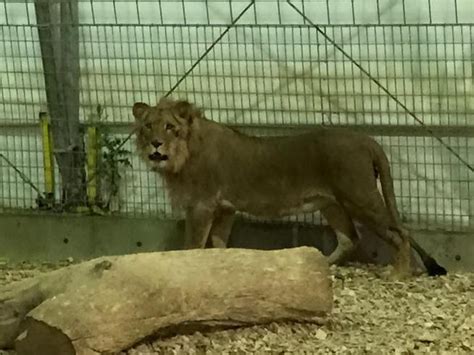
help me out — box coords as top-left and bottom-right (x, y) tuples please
(148, 152), (168, 162)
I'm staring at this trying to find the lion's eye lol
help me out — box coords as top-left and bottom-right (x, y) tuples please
(164, 123), (174, 131)
(144, 122), (152, 130)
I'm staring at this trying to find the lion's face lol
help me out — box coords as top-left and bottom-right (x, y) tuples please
(132, 98), (197, 173)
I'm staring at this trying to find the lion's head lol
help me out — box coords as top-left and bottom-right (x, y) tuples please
(132, 97), (202, 174)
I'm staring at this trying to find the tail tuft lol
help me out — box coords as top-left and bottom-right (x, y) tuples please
(425, 257), (448, 276)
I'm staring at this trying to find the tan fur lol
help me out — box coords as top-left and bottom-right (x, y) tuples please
(132, 97), (446, 277)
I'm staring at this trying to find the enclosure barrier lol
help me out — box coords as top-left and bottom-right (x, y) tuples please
(39, 112), (55, 209)
(0, 0), (472, 233)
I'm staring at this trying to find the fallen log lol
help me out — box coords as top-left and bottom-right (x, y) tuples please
(0, 247), (332, 355)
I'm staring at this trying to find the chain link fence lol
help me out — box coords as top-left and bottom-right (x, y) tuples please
(0, 0), (473, 232)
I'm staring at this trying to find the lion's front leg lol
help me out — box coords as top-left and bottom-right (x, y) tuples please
(209, 208), (235, 248)
(184, 203), (214, 249)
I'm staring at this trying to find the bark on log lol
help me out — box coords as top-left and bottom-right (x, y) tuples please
(0, 247), (332, 355)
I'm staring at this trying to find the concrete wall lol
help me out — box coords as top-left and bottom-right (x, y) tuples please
(1, 213), (472, 272)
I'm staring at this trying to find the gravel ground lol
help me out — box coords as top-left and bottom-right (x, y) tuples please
(1, 259), (473, 354)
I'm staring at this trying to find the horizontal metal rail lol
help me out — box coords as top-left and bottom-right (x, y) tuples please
(1, 122), (474, 138)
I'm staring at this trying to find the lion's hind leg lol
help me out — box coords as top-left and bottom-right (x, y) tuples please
(345, 191), (412, 278)
(321, 204), (359, 265)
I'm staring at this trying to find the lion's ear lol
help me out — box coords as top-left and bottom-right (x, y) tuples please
(174, 100), (196, 124)
(132, 102), (150, 120)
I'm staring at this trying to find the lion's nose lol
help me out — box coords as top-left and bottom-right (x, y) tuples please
(151, 140), (162, 148)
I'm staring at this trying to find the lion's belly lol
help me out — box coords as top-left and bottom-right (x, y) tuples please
(278, 197), (333, 216)
(219, 192), (334, 218)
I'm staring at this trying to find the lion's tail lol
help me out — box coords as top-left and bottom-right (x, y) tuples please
(370, 142), (400, 227)
(371, 142), (447, 276)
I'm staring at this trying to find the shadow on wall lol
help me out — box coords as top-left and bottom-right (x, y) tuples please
(226, 218), (427, 272)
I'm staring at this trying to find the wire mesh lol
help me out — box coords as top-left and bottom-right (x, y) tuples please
(0, 0), (473, 231)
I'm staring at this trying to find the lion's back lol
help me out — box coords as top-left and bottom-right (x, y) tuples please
(185, 127), (377, 210)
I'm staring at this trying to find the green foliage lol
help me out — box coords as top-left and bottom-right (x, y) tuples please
(95, 104), (132, 211)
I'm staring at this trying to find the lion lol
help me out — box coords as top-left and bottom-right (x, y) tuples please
(132, 97), (447, 277)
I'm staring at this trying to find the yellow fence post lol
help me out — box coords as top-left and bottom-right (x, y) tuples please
(39, 112), (55, 207)
(86, 124), (99, 207)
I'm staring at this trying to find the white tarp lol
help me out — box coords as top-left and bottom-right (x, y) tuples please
(0, 1), (473, 229)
